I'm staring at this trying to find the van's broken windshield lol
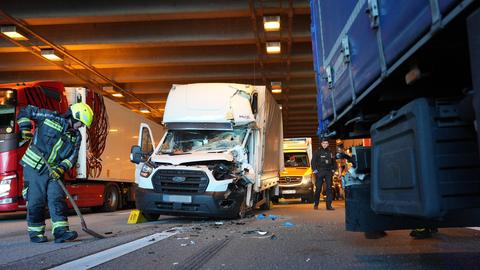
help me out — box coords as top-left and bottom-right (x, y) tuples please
(159, 129), (248, 154)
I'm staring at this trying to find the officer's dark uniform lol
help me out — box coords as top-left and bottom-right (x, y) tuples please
(311, 144), (335, 209)
(18, 105), (81, 243)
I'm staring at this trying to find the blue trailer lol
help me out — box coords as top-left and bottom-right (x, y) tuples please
(311, 0), (480, 234)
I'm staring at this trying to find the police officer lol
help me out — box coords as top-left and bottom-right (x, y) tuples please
(311, 137), (335, 210)
(18, 103), (93, 243)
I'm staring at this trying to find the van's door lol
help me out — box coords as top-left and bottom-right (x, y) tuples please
(134, 123), (156, 181)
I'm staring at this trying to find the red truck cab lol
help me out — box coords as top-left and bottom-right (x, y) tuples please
(0, 81), (68, 211)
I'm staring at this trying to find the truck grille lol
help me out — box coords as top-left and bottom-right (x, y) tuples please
(279, 176), (302, 184)
(152, 169), (209, 194)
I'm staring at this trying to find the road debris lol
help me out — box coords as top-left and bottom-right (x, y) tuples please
(256, 214), (267, 219)
(283, 221), (295, 228)
(268, 215), (278, 221)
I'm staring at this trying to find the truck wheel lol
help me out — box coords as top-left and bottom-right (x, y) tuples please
(303, 192), (314, 203)
(101, 184), (120, 212)
(142, 212), (160, 222)
(259, 189), (272, 210)
(272, 197), (279, 204)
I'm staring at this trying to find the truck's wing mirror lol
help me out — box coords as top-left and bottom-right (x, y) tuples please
(130, 145), (146, 164)
(251, 93), (258, 114)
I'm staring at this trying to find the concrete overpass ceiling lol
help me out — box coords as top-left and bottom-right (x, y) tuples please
(0, 0), (318, 143)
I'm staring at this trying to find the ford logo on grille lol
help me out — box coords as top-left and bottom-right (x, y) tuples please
(172, 176), (186, 183)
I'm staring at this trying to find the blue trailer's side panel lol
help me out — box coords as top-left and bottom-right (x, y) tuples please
(319, 0), (357, 59)
(347, 2), (382, 96)
(311, 0), (474, 134)
(310, 0), (322, 75)
(439, 0), (463, 15)
(380, 0), (432, 66)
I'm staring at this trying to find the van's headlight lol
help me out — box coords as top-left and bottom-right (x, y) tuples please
(301, 174), (312, 185)
(140, 162), (155, 178)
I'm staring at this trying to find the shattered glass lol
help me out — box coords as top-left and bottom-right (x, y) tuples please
(159, 128), (248, 154)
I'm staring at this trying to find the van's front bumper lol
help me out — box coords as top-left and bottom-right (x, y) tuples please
(136, 186), (243, 219)
(278, 183), (314, 199)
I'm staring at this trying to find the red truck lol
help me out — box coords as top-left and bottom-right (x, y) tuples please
(0, 81), (164, 212)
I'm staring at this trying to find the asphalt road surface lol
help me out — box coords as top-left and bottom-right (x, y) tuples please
(1, 200), (480, 270)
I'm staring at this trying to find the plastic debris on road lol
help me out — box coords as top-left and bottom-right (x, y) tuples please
(268, 215), (278, 221)
(283, 221), (295, 228)
(256, 214), (266, 219)
(243, 230), (271, 238)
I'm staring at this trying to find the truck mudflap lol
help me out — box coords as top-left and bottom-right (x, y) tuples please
(345, 183), (480, 232)
(136, 187), (245, 219)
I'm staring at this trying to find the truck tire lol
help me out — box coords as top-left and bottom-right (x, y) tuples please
(259, 189), (272, 210)
(272, 196), (279, 204)
(101, 183), (120, 212)
(302, 192), (314, 203)
(142, 212), (160, 222)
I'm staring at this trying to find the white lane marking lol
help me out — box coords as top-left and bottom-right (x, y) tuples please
(467, 227), (480, 231)
(50, 229), (179, 270)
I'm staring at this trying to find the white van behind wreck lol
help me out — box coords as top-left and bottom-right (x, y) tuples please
(130, 83), (283, 220)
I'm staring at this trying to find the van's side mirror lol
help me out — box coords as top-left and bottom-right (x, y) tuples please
(251, 93), (258, 114)
(130, 145), (146, 164)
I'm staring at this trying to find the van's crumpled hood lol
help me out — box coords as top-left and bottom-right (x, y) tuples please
(151, 152), (234, 165)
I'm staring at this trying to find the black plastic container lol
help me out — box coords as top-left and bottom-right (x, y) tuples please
(371, 98), (480, 218)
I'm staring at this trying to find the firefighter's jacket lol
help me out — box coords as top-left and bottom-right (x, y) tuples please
(17, 105), (81, 172)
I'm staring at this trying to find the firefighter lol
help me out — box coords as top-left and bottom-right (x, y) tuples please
(18, 103), (93, 243)
(311, 137), (336, 210)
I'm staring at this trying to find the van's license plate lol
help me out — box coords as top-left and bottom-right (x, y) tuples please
(163, 195), (192, 203)
(282, 190), (296, 194)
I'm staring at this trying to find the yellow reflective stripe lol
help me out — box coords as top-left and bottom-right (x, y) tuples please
(22, 187), (28, 197)
(52, 221), (69, 232)
(28, 225), (46, 232)
(44, 119), (63, 132)
(25, 148), (42, 161)
(48, 138), (64, 164)
(22, 155), (39, 168)
(18, 117), (31, 124)
(62, 159), (73, 169)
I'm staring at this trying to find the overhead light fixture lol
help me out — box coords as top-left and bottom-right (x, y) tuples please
(139, 108), (151, 114)
(40, 49), (63, 61)
(102, 86), (114, 93)
(263, 16), (281, 32)
(266, 42), (281, 54)
(279, 105), (283, 110)
(112, 93), (124, 97)
(0, 25), (28, 40)
(271, 81), (282, 94)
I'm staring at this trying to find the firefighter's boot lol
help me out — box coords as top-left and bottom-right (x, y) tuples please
(30, 234), (48, 243)
(54, 228), (78, 243)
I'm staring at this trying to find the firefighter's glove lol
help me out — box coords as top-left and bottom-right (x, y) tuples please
(21, 130), (33, 141)
(50, 165), (65, 180)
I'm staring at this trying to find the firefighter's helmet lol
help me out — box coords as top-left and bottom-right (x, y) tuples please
(70, 103), (94, 128)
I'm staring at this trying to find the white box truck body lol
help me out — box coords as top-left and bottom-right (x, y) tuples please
(65, 87), (165, 211)
(131, 83), (283, 219)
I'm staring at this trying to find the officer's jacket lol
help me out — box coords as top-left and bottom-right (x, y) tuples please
(17, 105), (81, 172)
(311, 147), (335, 172)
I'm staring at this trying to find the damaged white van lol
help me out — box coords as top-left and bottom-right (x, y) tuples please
(130, 83), (283, 220)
